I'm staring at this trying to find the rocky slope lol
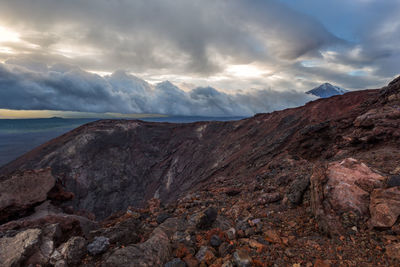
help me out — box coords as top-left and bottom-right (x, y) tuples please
(0, 76), (400, 266)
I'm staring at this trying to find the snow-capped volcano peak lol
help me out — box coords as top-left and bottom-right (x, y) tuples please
(306, 83), (349, 98)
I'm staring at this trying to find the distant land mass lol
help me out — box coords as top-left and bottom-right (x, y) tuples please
(306, 83), (349, 98)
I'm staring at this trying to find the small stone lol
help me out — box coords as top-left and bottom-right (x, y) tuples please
(284, 248), (295, 257)
(183, 254), (199, 267)
(226, 228), (236, 240)
(264, 229), (281, 244)
(387, 175), (400, 188)
(249, 218), (261, 227)
(248, 239), (264, 250)
(258, 192), (282, 204)
(390, 167), (400, 175)
(157, 213), (171, 224)
(219, 242), (234, 257)
(233, 249), (252, 267)
(210, 235), (222, 247)
(50, 250), (63, 265)
(196, 207), (218, 229)
(87, 236), (110, 255)
(165, 258), (187, 267)
(386, 243), (400, 259)
(195, 246), (216, 264)
(59, 236), (87, 265)
(54, 259), (67, 267)
(244, 227), (255, 237)
(222, 262), (234, 267)
(314, 259), (331, 267)
(286, 177), (310, 205)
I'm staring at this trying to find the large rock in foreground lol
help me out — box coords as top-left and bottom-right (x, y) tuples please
(325, 158), (385, 216)
(0, 168), (55, 222)
(0, 228), (42, 267)
(370, 187), (400, 227)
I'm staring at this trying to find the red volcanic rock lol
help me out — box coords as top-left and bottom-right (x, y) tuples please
(386, 243), (400, 259)
(324, 158), (385, 216)
(0, 168), (55, 222)
(370, 187), (400, 228)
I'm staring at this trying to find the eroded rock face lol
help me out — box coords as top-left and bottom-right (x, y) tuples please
(370, 187), (400, 227)
(103, 217), (185, 266)
(0, 228), (42, 267)
(0, 168), (55, 222)
(104, 228), (171, 266)
(58, 236), (87, 265)
(325, 158), (385, 216)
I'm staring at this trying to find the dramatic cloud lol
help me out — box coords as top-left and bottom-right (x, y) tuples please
(0, 0), (398, 116)
(0, 62), (315, 116)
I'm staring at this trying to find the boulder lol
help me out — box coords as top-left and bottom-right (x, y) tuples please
(103, 218), (185, 266)
(87, 236), (110, 255)
(286, 177), (310, 205)
(58, 236), (87, 265)
(0, 228), (42, 267)
(195, 207), (218, 230)
(370, 187), (400, 227)
(25, 223), (62, 265)
(88, 216), (140, 245)
(325, 158), (384, 216)
(0, 168), (55, 222)
(104, 227), (171, 266)
(233, 249), (253, 267)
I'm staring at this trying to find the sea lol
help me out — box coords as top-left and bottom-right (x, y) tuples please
(0, 116), (245, 167)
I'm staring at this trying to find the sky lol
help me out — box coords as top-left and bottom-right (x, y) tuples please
(0, 0), (399, 117)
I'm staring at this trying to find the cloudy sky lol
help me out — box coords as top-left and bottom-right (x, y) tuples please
(0, 0), (399, 117)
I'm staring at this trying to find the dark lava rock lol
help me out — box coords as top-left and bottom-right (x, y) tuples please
(89, 217), (141, 246)
(387, 175), (400, 188)
(210, 235), (222, 247)
(258, 192), (282, 204)
(165, 258), (187, 267)
(87, 236), (110, 255)
(286, 177), (310, 205)
(196, 207), (217, 230)
(225, 189), (241, 196)
(219, 242), (235, 257)
(157, 213), (171, 224)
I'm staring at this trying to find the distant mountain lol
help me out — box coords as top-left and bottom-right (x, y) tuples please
(306, 83), (349, 98)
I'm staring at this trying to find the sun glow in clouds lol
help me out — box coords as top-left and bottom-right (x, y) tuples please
(226, 64), (270, 78)
(0, 26), (21, 44)
(0, 26), (21, 54)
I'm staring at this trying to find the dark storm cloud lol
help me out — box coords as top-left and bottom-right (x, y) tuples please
(0, 62), (315, 116)
(0, 0), (339, 75)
